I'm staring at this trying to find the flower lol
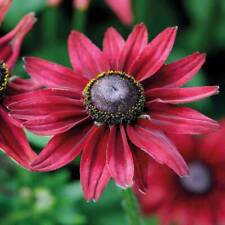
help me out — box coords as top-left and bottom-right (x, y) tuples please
(137, 123), (225, 225)
(7, 24), (219, 201)
(47, 0), (133, 25)
(47, 0), (62, 7)
(0, 1), (37, 70)
(0, 0), (38, 168)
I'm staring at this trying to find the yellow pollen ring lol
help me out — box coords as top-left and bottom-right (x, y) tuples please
(83, 70), (145, 125)
(0, 61), (9, 92)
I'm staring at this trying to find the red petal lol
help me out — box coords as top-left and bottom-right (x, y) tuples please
(195, 121), (225, 165)
(22, 114), (89, 136)
(118, 23), (148, 72)
(0, 107), (36, 168)
(146, 52), (206, 89)
(47, 0), (63, 7)
(68, 31), (110, 79)
(73, 0), (90, 10)
(0, 13), (36, 70)
(129, 27), (177, 81)
(145, 86), (219, 104)
(24, 57), (88, 91)
(6, 88), (82, 105)
(31, 121), (92, 171)
(7, 88), (86, 135)
(148, 103), (219, 134)
(81, 125), (110, 201)
(127, 119), (189, 176)
(7, 76), (42, 95)
(7, 90), (83, 112)
(0, 0), (12, 24)
(105, 0), (133, 25)
(166, 133), (196, 160)
(103, 27), (125, 70)
(133, 148), (150, 193)
(107, 125), (134, 188)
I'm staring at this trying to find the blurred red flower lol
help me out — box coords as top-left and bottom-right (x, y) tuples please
(7, 24), (219, 201)
(0, 0), (38, 168)
(137, 124), (225, 225)
(48, 0), (133, 25)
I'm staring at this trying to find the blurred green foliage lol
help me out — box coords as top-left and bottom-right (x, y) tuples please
(0, 0), (224, 224)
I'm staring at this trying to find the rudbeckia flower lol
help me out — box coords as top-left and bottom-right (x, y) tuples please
(137, 123), (225, 225)
(47, 0), (133, 25)
(0, 0), (38, 168)
(7, 24), (219, 201)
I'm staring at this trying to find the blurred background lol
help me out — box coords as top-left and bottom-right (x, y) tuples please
(0, 0), (224, 224)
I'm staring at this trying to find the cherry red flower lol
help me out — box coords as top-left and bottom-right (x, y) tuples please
(0, 0), (37, 70)
(47, 0), (133, 25)
(137, 122), (225, 225)
(7, 24), (219, 201)
(0, 0), (38, 168)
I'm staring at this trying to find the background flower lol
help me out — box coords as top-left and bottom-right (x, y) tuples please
(47, 0), (133, 25)
(137, 122), (225, 225)
(0, 0), (38, 168)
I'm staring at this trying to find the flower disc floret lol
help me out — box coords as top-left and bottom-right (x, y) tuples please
(83, 70), (145, 124)
(0, 61), (9, 95)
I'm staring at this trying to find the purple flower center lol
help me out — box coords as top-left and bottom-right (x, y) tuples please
(180, 161), (212, 195)
(83, 71), (145, 124)
(0, 61), (9, 95)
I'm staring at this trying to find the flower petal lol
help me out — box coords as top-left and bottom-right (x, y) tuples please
(133, 148), (150, 193)
(47, 0), (62, 7)
(73, 0), (90, 9)
(128, 27), (177, 81)
(22, 114), (89, 136)
(148, 103), (219, 134)
(0, 106), (36, 168)
(107, 125), (134, 188)
(31, 120), (92, 171)
(24, 57), (88, 91)
(0, 0), (12, 24)
(145, 52), (206, 89)
(195, 121), (225, 165)
(68, 31), (110, 79)
(81, 125), (110, 201)
(145, 86), (219, 104)
(7, 76), (42, 95)
(127, 119), (189, 176)
(0, 13), (37, 70)
(105, 0), (133, 25)
(7, 88), (86, 135)
(103, 27), (125, 70)
(6, 88), (82, 105)
(166, 133), (195, 160)
(119, 23), (148, 72)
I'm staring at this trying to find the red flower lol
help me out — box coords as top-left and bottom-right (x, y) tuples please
(137, 124), (225, 225)
(7, 24), (219, 201)
(0, 0), (37, 70)
(48, 0), (133, 25)
(0, 0), (38, 168)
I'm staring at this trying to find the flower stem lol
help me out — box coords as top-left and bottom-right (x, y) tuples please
(72, 8), (86, 32)
(122, 188), (145, 225)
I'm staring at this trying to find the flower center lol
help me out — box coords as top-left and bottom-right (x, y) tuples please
(83, 71), (145, 124)
(180, 161), (212, 195)
(0, 61), (9, 96)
